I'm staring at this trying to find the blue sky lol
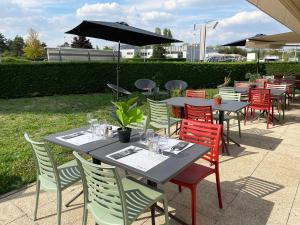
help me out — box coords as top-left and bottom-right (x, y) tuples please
(0, 0), (289, 48)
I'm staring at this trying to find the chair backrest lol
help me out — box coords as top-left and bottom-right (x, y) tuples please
(266, 83), (287, 91)
(219, 92), (241, 101)
(24, 133), (59, 186)
(218, 87), (235, 94)
(127, 115), (148, 131)
(179, 119), (222, 163)
(263, 75), (274, 80)
(134, 79), (156, 91)
(185, 89), (206, 98)
(73, 152), (128, 224)
(249, 89), (271, 108)
(165, 80), (188, 91)
(184, 104), (213, 123)
(147, 99), (169, 124)
(234, 81), (250, 89)
(255, 79), (267, 88)
(107, 84), (131, 95)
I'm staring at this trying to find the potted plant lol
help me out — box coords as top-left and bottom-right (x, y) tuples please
(112, 97), (144, 143)
(152, 73), (163, 94)
(213, 94), (222, 105)
(245, 72), (261, 85)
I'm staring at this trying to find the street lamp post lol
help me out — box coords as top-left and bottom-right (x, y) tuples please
(195, 21), (218, 62)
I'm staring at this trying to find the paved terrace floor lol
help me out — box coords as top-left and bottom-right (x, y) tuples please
(1, 96), (300, 225)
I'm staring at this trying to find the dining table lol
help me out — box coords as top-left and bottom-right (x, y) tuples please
(163, 97), (249, 155)
(44, 125), (210, 225)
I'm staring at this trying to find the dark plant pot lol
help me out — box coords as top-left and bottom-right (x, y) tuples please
(117, 127), (131, 143)
(214, 98), (222, 105)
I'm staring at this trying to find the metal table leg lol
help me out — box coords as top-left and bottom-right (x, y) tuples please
(218, 111), (230, 155)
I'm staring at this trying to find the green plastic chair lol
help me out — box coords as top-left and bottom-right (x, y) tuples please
(73, 152), (169, 225)
(24, 133), (81, 225)
(127, 115), (148, 131)
(147, 99), (181, 136)
(217, 93), (242, 144)
(218, 87), (235, 94)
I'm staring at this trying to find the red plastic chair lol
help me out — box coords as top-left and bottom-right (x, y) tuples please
(256, 79), (267, 89)
(184, 104), (225, 153)
(170, 119), (223, 225)
(244, 89), (273, 129)
(185, 89), (206, 98)
(234, 81), (250, 89)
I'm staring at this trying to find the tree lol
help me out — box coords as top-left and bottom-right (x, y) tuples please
(152, 45), (166, 58)
(155, 27), (162, 35)
(0, 33), (7, 53)
(163, 28), (173, 38)
(103, 46), (112, 50)
(60, 42), (70, 47)
(23, 28), (44, 60)
(10, 36), (24, 56)
(71, 36), (93, 49)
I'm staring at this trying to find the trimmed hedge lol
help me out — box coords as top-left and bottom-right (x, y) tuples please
(0, 61), (298, 98)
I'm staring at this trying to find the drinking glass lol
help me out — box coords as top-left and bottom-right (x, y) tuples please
(86, 113), (94, 124)
(138, 131), (146, 145)
(158, 136), (168, 154)
(145, 129), (154, 146)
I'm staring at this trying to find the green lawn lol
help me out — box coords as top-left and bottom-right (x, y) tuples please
(0, 89), (217, 195)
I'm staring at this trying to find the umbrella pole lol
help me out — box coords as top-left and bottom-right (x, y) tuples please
(117, 41), (120, 100)
(256, 49), (260, 74)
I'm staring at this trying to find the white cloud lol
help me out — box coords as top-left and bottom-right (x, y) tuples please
(9, 0), (64, 8)
(76, 2), (121, 17)
(142, 11), (173, 22)
(164, 0), (177, 10)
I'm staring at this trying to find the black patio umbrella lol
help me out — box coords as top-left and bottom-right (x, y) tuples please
(222, 34), (266, 74)
(66, 20), (182, 99)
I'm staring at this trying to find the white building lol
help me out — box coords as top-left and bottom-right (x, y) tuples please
(46, 47), (117, 62)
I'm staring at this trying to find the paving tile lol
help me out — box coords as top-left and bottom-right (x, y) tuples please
(0, 201), (26, 225)
(5, 215), (36, 225)
(287, 182), (300, 225)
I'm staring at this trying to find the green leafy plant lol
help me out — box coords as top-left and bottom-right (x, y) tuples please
(170, 88), (183, 97)
(245, 72), (261, 82)
(112, 96), (144, 130)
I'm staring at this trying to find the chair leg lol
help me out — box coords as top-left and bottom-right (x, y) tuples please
(178, 185), (182, 192)
(57, 191), (62, 225)
(237, 112), (241, 138)
(221, 130), (225, 154)
(168, 127), (170, 137)
(82, 207), (88, 225)
(244, 107), (249, 126)
(267, 110), (270, 129)
(33, 180), (40, 221)
(226, 121), (229, 145)
(215, 164), (223, 209)
(162, 197), (169, 225)
(191, 186), (197, 225)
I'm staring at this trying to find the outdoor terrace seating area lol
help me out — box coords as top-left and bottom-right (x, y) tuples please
(0, 87), (299, 225)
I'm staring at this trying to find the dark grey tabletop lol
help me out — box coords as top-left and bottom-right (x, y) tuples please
(164, 97), (249, 112)
(44, 125), (138, 154)
(89, 135), (210, 184)
(235, 88), (286, 97)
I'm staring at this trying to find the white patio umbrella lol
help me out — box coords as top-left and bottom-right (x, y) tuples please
(247, 0), (300, 35)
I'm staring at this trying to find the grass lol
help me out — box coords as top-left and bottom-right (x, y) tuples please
(0, 89), (217, 195)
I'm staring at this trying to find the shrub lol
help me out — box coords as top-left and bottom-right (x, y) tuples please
(0, 61), (299, 98)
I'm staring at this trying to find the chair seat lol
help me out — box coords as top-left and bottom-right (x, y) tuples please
(39, 160), (81, 191)
(89, 177), (165, 225)
(248, 104), (270, 110)
(149, 117), (181, 129)
(171, 163), (215, 185)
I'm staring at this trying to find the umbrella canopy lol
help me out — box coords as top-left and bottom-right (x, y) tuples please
(247, 0), (300, 35)
(66, 20), (182, 99)
(222, 34), (266, 47)
(66, 20), (181, 46)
